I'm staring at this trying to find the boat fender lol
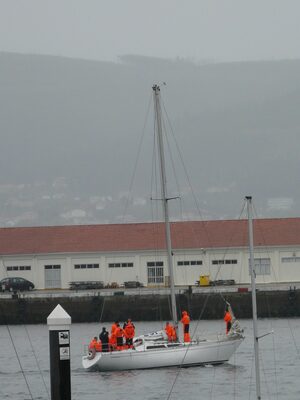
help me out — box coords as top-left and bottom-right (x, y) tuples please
(87, 347), (96, 360)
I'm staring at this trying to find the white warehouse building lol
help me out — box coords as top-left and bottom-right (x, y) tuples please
(0, 218), (300, 290)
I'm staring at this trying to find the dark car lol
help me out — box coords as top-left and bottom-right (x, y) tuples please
(0, 277), (35, 292)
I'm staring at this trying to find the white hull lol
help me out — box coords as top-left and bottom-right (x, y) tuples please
(82, 335), (243, 372)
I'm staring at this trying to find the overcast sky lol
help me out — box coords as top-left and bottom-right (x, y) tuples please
(1, 0), (300, 63)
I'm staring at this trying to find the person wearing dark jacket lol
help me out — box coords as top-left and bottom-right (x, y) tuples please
(99, 327), (109, 352)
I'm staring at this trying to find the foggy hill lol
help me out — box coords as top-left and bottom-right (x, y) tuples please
(0, 52), (299, 226)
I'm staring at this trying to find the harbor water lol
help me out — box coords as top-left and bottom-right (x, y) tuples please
(0, 319), (299, 399)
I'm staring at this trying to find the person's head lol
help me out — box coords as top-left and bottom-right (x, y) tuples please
(102, 327), (106, 331)
(94, 336), (98, 340)
(166, 321), (169, 325)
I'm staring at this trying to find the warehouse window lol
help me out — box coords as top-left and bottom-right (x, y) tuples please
(177, 260), (202, 266)
(6, 265), (31, 271)
(45, 265), (61, 269)
(74, 264), (99, 269)
(281, 257), (300, 263)
(212, 259), (237, 265)
(147, 261), (163, 267)
(108, 262), (133, 268)
(147, 262), (164, 284)
(249, 258), (271, 275)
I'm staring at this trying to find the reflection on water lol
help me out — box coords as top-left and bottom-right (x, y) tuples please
(0, 319), (299, 399)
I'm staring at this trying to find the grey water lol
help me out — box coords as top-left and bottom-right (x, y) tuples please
(0, 319), (299, 400)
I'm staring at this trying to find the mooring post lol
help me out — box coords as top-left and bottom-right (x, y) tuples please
(47, 304), (72, 400)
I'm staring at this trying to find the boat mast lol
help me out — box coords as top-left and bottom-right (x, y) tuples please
(152, 84), (178, 327)
(246, 196), (261, 400)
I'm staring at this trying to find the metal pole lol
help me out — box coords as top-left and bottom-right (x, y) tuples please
(47, 304), (72, 400)
(246, 196), (261, 400)
(152, 84), (178, 328)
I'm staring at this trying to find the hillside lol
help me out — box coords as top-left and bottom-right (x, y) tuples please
(0, 53), (299, 226)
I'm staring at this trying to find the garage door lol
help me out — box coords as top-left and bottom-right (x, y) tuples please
(44, 265), (61, 289)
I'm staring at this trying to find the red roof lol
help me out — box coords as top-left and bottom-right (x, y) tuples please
(0, 218), (300, 255)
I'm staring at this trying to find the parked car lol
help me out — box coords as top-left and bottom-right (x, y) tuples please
(0, 277), (35, 292)
(124, 281), (144, 288)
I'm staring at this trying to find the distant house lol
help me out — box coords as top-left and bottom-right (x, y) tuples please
(0, 218), (300, 289)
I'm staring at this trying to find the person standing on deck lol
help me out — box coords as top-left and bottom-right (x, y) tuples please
(165, 322), (173, 341)
(88, 336), (101, 352)
(99, 327), (109, 352)
(124, 319), (135, 348)
(115, 323), (125, 350)
(165, 322), (177, 342)
(180, 311), (191, 342)
(111, 321), (118, 335)
(224, 307), (232, 334)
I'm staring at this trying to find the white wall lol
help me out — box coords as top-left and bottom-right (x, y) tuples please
(1, 245), (300, 290)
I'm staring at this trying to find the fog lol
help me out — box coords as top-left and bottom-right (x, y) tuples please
(0, 1), (300, 226)
(1, 0), (300, 63)
(0, 53), (299, 226)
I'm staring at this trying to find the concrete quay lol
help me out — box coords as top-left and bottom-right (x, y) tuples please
(0, 283), (299, 324)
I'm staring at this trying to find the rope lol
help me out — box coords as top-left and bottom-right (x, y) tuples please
(121, 92), (152, 222)
(0, 259), (49, 399)
(24, 325), (50, 399)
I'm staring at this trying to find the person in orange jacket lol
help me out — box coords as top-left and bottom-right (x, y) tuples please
(109, 332), (117, 351)
(88, 336), (102, 352)
(164, 322), (173, 341)
(124, 320), (135, 348)
(181, 310), (191, 342)
(170, 324), (177, 342)
(224, 306), (232, 334)
(115, 324), (124, 350)
(165, 322), (177, 342)
(111, 321), (119, 335)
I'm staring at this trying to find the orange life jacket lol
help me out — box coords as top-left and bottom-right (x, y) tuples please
(124, 323), (135, 339)
(115, 326), (124, 338)
(224, 311), (232, 323)
(181, 312), (190, 325)
(89, 338), (101, 351)
(109, 333), (117, 350)
(111, 323), (118, 334)
(170, 326), (177, 341)
(165, 324), (173, 341)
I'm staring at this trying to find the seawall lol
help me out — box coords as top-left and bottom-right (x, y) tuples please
(0, 289), (299, 324)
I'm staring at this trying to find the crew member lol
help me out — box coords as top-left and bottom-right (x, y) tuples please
(124, 319), (135, 348)
(181, 310), (191, 342)
(99, 327), (109, 352)
(165, 322), (176, 342)
(109, 331), (117, 351)
(111, 321), (119, 335)
(115, 323), (124, 350)
(224, 307), (232, 334)
(88, 336), (101, 352)
(170, 324), (177, 342)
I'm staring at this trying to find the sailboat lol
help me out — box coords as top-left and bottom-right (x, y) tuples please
(82, 84), (244, 372)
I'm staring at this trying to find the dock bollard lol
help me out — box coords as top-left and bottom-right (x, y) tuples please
(47, 304), (72, 400)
